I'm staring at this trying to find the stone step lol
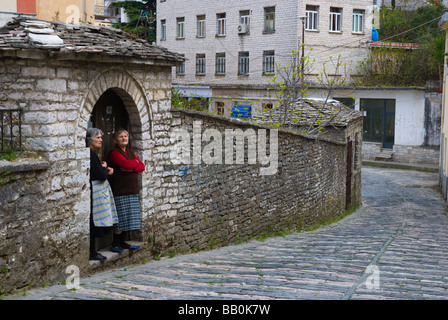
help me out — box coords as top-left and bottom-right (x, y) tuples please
(89, 241), (143, 268)
(374, 149), (394, 161)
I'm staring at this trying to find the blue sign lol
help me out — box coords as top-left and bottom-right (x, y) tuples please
(231, 106), (251, 118)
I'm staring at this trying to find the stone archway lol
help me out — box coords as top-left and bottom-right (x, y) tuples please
(75, 68), (153, 250)
(75, 68), (153, 154)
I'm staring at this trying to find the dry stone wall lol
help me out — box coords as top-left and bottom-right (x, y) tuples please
(143, 109), (351, 256)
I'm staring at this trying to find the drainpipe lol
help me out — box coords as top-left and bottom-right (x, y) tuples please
(83, 0), (87, 23)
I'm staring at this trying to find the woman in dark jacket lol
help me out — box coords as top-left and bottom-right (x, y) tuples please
(87, 128), (118, 261)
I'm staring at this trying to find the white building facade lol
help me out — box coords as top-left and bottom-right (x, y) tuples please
(157, 0), (441, 165)
(157, 0), (374, 116)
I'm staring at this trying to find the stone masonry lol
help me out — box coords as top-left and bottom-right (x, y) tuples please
(0, 17), (182, 293)
(0, 18), (360, 294)
(148, 108), (358, 255)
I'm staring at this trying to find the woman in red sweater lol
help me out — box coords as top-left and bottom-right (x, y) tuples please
(108, 128), (145, 252)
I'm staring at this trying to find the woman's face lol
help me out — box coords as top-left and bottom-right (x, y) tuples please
(115, 131), (129, 149)
(90, 134), (103, 150)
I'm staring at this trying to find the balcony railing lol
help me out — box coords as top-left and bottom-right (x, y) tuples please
(1, 108), (22, 154)
(94, 5), (116, 19)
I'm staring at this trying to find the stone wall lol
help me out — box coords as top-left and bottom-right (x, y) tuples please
(363, 142), (440, 165)
(393, 145), (440, 165)
(0, 160), (89, 293)
(0, 54), (173, 294)
(0, 108), (358, 294)
(142, 109), (358, 256)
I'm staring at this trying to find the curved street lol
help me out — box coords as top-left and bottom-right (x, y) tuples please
(5, 166), (448, 300)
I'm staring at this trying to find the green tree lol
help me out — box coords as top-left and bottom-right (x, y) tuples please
(358, 2), (446, 87)
(378, 5), (412, 42)
(171, 87), (209, 112)
(110, 0), (156, 43)
(266, 48), (310, 126)
(425, 32), (446, 84)
(261, 50), (353, 135)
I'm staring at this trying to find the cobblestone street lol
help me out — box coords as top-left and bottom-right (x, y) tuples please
(5, 166), (448, 301)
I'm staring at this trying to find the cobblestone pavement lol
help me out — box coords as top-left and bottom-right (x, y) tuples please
(6, 167), (448, 300)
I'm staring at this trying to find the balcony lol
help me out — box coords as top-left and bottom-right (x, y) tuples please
(94, 5), (115, 20)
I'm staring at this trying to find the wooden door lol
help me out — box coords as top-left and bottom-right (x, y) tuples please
(346, 139), (353, 209)
(91, 89), (129, 161)
(90, 90), (130, 251)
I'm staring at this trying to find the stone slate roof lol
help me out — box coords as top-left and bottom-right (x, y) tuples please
(0, 17), (184, 64)
(253, 98), (363, 128)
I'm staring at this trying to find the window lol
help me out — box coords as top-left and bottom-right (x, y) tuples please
(238, 52), (249, 75)
(161, 19), (166, 40)
(192, 97), (210, 109)
(329, 7), (342, 32)
(197, 15), (206, 37)
(263, 50), (275, 75)
(264, 7), (275, 32)
(334, 97), (355, 109)
(196, 54), (206, 75)
(306, 5), (319, 31)
(217, 13), (226, 36)
(352, 10), (364, 33)
(239, 10), (250, 34)
(264, 103), (273, 111)
(176, 54), (185, 75)
(240, 10), (250, 26)
(216, 102), (225, 115)
(177, 17), (185, 39)
(216, 52), (226, 75)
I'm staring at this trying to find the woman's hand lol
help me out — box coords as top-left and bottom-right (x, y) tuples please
(107, 167), (114, 175)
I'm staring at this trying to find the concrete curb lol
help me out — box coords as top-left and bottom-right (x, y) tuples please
(363, 160), (439, 173)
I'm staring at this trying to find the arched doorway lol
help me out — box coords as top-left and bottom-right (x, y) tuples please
(89, 88), (131, 252)
(79, 70), (152, 256)
(90, 88), (130, 161)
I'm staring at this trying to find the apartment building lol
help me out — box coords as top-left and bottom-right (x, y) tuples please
(157, 0), (374, 116)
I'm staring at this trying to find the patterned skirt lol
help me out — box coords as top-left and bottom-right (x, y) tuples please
(113, 194), (142, 232)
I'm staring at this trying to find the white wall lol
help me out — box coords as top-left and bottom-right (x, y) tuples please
(0, 0), (17, 13)
(309, 88), (426, 146)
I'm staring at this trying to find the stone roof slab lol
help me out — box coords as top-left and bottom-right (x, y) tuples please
(0, 16), (184, 65)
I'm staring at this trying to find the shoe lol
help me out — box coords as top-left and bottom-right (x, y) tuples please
(120, 242), (132, 250)
(90, 253), (107, 261)
(110, 246), (124, 253)
(120, 242), (140, 251)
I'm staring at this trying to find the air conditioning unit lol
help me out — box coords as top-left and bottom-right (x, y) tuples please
(238, 24), (249, 34)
